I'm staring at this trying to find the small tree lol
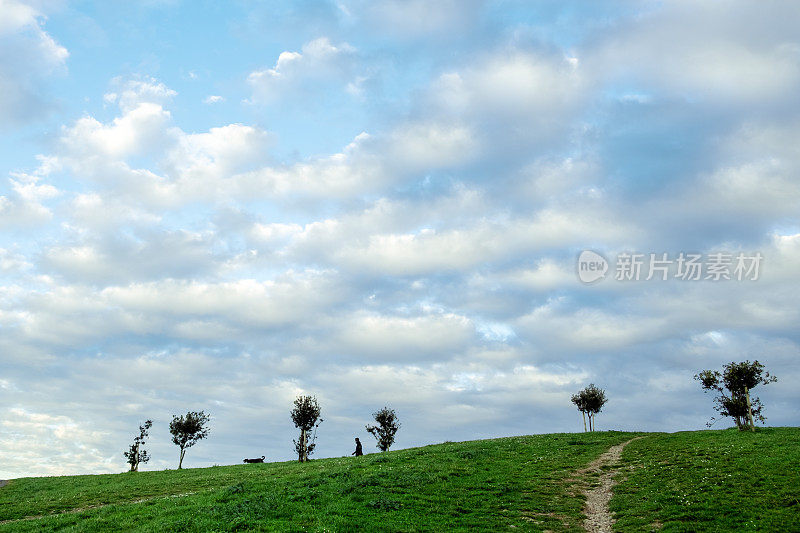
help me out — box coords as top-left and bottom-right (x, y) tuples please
(571, 384), (607, 432)
(291, 396), (322, 462)
(366, 407), (400, 452)
(169, 411), (210, 469)
(570, 393), (588, 432)
(695, 360), (777, 431)
(123, 419), (152, 472)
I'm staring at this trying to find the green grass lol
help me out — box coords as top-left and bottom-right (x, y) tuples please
(2, 428), (797, 532)
(0, 432), (637, 532)
(611, 427), (800, 532)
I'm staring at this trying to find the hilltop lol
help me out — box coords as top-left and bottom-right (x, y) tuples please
(0, 428), (797, 531)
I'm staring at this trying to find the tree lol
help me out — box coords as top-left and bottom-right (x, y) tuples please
(570, 393), (588, 432)
(123, 419), (152, 472)
(169, 411), (210, 469)
(571, 384), (607, 432)
(366, 407), (400, 452)
(290, 396), (322, 462)
(695, 360), (777, 431)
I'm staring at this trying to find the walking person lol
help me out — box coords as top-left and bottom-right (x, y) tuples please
(352, 437), (363, 457)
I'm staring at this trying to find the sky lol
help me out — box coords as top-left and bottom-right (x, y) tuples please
(1, 0), (799, 479)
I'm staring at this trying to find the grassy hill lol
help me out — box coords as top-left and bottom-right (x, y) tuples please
(611, 427), (800, 531)
(0, 428), (797, 532)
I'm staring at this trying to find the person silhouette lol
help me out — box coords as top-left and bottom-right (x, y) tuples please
(352, 437), (363, 457)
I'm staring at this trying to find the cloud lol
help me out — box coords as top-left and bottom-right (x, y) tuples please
(62, 102), (172, 160)
(387, 121), (479, 171)
(0, 158), (60, 229)
(0, 408), (113, 478)
(334, 311), (476, 360)
(352, 0), (485, 41)
(2, 2), (800, 479)
(0, 247), (31, 273)
(42, 229), (217, 285)
(591, 0), (800, 105)
(0, 0), (68, 125)
(423, 50), (585, 155)
(247, 37), (358, 104)
(103, 76), (177, 112)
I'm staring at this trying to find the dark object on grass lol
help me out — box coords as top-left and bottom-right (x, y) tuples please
(352, 438), (363, 457)
(243, 455), (265, 463)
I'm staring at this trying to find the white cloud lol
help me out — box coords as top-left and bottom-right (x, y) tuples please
(248, 37), (358, 103)
(203, 94), (224, 104)
(423, 51), (585, 153)
(388, 121), (479, 171)
(499, 259), (576, 291)
(329, 207), (636, 276)
(592, 0), (800, 104)
(0, 169), (59, 229)
(61, 102), (172, 159)
(517, 302), (668, 352)
(0, 0), (68, 124)
(354, 0), (484, 40)
(163, 124), (273, 192)
(0, 248), (31, 273)
(3, 2), (800, 480)
(0, 408), (113, 478)
(232, 131), (385, 198)
(335, 311), (476, 360)
(104, 76), (177, 112)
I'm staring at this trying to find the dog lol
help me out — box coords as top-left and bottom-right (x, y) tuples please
(243, 455), (265, 463)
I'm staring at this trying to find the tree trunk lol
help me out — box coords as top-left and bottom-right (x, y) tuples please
(129, 444), (138, 472)
(178, 448), (185, 469)
(582, 411), (587, 432)
(745, 387), (756, 432)
(299, 429), (307, 462)
(588, 413), (593, 432)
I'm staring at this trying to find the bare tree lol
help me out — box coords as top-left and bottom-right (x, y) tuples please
(169, 411), (210, 469)
(695, 360), (777, 431)
(366, 407), (400, 452)
(571, 384), (607, 432)
(123, 419), (152, 472)
(291, 396), (322, 462)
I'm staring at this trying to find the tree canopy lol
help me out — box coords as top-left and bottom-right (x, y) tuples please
(695, 360), (777, 431)
(291, 395), (322, 462)
(571, 384), (608, 432)
(366, 407), (401, 452)
(169, 411), (211, 469)
(123, 419), (152, 472)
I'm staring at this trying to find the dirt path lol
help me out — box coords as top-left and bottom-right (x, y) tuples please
(577, 437), (643, 533)
(0, 481), (7, 489)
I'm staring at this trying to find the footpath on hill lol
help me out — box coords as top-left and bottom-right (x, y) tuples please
(569, 437), (644, 533)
